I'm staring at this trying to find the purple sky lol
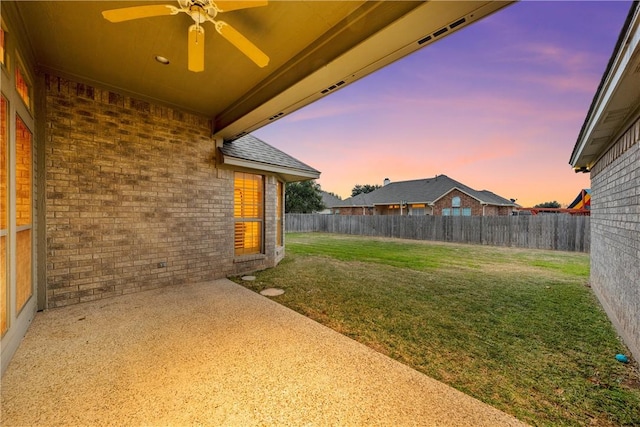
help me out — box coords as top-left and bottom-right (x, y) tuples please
(253, 1), (631, 207)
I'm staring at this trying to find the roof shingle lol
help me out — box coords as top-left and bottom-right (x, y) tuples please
(220, 135), (319, 174)
(333, 175), (515, 208)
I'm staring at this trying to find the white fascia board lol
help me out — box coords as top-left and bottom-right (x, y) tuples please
(221, 156), (320, 180)
(373, 201), (430, 206)
(431, 187), (483, 205)
(571, 7), (640, 167)
(215, 1), (512, 140)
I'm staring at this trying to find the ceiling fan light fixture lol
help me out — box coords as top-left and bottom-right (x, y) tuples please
(189, 5), (209, 23)
(155, 55), (170, 65)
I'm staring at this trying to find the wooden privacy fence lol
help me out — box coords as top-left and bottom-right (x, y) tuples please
(286, 214), (590, 252)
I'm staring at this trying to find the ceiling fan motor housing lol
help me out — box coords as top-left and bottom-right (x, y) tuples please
(189, 5), (210, 24)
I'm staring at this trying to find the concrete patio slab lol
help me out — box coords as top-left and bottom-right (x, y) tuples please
(1, 279), (526, 426)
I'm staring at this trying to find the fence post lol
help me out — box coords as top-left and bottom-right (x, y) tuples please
(284, 213), (590, 252)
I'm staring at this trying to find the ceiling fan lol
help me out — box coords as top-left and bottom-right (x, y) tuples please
(102, 0), (269, 72)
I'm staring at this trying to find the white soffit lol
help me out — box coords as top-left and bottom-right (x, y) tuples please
(570, 4), (640, 169)
(214, 1), (513, 140)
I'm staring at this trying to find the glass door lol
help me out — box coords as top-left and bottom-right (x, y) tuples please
(15, 115), (32, 314)
(1, 45), (36, 376)
(1, 95), (7, 336)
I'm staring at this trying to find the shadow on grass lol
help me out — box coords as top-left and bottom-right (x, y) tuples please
(233, 233), (640, 426)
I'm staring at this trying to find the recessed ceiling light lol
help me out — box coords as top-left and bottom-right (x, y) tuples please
(155, 55), (170, 65)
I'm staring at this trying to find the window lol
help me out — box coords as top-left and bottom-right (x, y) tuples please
(234, 172), (263, 256)
(0, 27), (5, 66)
(15, 115), (32, 313)
(1, 95), (7, 335)
(277, 181), (283, 246)
(15, 66), (31, 110)
(444, 196), (469, 216)
(410, 204), (425, 216)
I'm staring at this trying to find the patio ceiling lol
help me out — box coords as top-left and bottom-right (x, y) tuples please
(4, 0), (512, 140)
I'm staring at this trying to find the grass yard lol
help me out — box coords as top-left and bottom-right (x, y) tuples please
(233, 233), (640, 426)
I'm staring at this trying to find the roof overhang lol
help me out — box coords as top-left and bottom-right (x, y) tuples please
(218, 153), (320, 182)
(431, 186), (481, 205)
(430, 187), (514, 207)
(372, 201), (428, 206)
(3, 1), (512, 142)
(213, 0), (512, 140)
(570, 2), (640, 171)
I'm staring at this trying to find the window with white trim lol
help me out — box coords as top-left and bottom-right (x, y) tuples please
(277, 181), (283, 246)
(234, 172), (263, 256)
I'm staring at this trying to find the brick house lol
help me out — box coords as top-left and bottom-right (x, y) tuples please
(332, 175), (516, 216)
(0, 0), (511, 375)
(569, 2), (640, 362)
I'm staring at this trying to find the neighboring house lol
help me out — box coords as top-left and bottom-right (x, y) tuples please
(317, 191), (342, 214)
(0, 0), (513, 375)
(332, 175), (517, 216)
(569, 2), (639, 361)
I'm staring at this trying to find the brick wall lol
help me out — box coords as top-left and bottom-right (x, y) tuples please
(432, 189), (482, 216)
(339, 207), (372, 215)
(482, 205), (513, 216)
(44, 74), (279, 308)
(589, 116), (640, 360)
(338, 191), (511, 216)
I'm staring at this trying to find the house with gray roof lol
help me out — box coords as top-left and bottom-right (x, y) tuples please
(317, 191), (342, 214)
(332, 175), (516, 216)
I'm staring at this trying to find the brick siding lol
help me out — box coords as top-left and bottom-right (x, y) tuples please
(589, 116), (640, 360)
(339, 189), (512, 216)
(432, 189), (483, 216)
(44, 74), (280, 308)
(339, 207), (373, 215)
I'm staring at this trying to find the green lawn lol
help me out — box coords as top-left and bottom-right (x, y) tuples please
(232, 233), (640, 426)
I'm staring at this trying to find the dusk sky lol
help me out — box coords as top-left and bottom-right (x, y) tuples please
(254, 1), (631, 207)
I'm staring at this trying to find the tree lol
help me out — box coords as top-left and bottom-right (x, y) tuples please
(351, 184), (381, 197)
(285, 180), (325, 213)
(534, 201), (561, 208)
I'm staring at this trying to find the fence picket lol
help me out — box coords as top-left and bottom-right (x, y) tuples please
(285, 214), (590, 252)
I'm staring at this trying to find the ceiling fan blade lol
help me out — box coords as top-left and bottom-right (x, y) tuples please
(214, 1), (268, 12)
(215, 21), (269, 68)
(102, 5), (174, 23)
(188, 25), (205, 72)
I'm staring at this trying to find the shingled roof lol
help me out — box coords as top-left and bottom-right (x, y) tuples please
(334, 175), (515, 208)
(219, 134), (320, 182)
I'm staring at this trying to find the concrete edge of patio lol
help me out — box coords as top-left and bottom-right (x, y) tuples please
(1, 279), (528, 426)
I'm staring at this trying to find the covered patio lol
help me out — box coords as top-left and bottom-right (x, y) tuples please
(1, 279), (524, 426)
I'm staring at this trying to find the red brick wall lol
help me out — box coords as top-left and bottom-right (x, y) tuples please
(482, 205), (514, 216)
(339, 207), (372, 215)
(431, 189), (512, 216)
(432, 189), (483, 216)
(44, 74), (280, 307)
